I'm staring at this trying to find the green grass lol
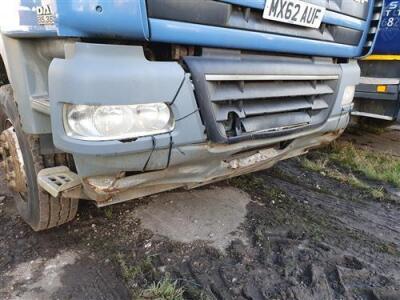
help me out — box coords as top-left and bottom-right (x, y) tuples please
(116, 253), (142, 282)
(300, 157), (328, 173)
(104, 207), (113, 219)
(300, 154), (387, 200)
(116, 253), (188, 299)
(141, 277), (184, 300)
(300, 157), (369, 190)
(329, 141), (400, 188)
(370, 187), (385, 200)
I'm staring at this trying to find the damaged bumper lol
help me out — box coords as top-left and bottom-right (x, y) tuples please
(82, 121), (347, 207)
(40, 113), (350, 206)
(45, 42), (358, 205)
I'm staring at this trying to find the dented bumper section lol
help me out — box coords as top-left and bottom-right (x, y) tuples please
(38, 112), (350, 206)
(75, 114), (349, 207)
(45, 42), (359, 205)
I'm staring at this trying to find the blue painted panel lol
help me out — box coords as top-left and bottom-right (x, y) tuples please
(373, 0), (400, 54)
(1, 0), (372, 58)
(323, 11), (365, 31)
(218, 0), (265, 9)
(54, 0), (149, 39)
(0, 0), (149, 40)
(0, 0), (57, 36)
(149, 0), (375, 58)
(219, 0), (366, 31)
(149, 19), (360, 58)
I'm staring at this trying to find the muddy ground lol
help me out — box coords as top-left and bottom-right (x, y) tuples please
(1, 130), (400, 300)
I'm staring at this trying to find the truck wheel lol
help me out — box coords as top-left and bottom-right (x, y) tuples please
(0, 85), (78, 231)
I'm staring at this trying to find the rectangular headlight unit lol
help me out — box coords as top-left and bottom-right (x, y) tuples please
(63, 103), (174, 141)
(341, 86), (355, 106)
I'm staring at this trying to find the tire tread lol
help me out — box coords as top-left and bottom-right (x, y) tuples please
(0, 85), (79, 231)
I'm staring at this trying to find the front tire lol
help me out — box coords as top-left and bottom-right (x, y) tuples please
(0, 84), (78, 231)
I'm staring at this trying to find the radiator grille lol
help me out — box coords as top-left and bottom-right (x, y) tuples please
(226, 5), (361, 46)
(148, 0), (363, 47)
(363, 0), (383, 55)
(185, 55), (340, 143)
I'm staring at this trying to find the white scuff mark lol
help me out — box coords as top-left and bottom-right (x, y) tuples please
(229, 148), (279, 169)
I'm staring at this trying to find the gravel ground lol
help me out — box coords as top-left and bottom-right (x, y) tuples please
(0, 131), (399, 300)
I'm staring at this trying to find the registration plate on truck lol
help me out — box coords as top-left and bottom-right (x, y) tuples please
(263, 0), (326, 29)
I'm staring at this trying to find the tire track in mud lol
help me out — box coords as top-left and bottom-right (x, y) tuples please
(133, 158), (400, 299)
(267, 170), (400, 246)
(1, 156), (400, 299)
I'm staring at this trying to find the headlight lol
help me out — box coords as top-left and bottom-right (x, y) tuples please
(64, 103), (174, 141)
(341, 86), (355, 106)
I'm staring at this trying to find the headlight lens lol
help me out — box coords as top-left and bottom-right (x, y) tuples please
(64, 103), (174, 141)
(341, 86), (355, 106)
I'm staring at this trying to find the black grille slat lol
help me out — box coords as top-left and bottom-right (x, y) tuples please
(185, 54), (339, 143)
(227, 6), (362, 46)
(215, 96), (329, 122)
(219, 0), (369, 21)
(244, 98), (312, 116)
(148, 0), (363, 47)
(209, 81), (334, 101)
(215, 104), (245, 122)
(215, 98), (313, 122)
(312, 99), (329, 110)
(362, 0), (383, 56)
(242, 112), (311, 133)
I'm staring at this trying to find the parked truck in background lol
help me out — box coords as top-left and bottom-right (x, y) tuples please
(0, 0), (380, 230)
(353, 0), (400, 125)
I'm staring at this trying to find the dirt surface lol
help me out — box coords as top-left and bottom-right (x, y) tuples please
(131, 187), (250, 251)
(1, 132), (400, 299)
(342, 126), (400, 157)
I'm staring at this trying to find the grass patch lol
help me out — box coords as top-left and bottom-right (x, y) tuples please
(116, 253), (160, 297)
(300, 157), (369, 190)
(141, 277), (184, 300)
(118, 254), (155, 281)
(104, 207), (113, 219)
(370, 187), (385, 200)
(329, 141), (400, 188)
(300, 156), (386, 200)
(300, 157), (328, 173)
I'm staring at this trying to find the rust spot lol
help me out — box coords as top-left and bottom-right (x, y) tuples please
(83, 177), (120, 194)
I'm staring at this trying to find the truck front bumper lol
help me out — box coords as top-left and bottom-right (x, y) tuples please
(81, 113), (350, 206)
(47, 43), (358, 205)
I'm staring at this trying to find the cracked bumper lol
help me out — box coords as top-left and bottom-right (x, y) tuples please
(47, 43), (358, 204)
(80, 111), (350, 206)
(45, 109), (350, 207)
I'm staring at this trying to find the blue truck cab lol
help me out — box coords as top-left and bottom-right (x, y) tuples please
(353, 0), (400, 123)
(0, 0), (380, 230)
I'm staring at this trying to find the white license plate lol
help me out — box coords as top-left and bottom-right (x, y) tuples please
(263, 0), (326, 29)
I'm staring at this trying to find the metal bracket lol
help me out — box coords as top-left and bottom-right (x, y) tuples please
(37, 166), (81, 198)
